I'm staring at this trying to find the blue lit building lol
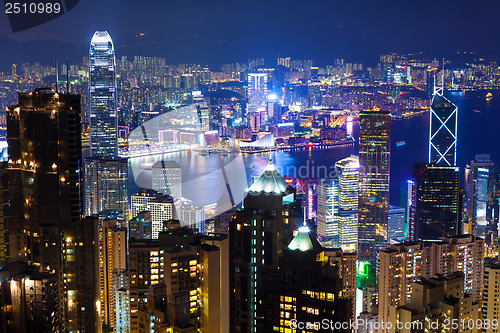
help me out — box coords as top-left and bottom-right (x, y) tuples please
(85, 31), (128, 220)
(429, 87), (458, 166)
(89, 31), (118, 158)
(465, 155), (500, 244)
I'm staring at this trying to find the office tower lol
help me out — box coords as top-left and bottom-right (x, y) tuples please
(388, 205), (405, 241)
(229, 158), (302, 332)
(317, 178), (339, 246)
(86, 31), (129, 221)
(465, 154), (500, 243)
(152, 160), (182, 199)
(335, 156), (359, 251)
(388, 273), (479, 333)
(483, 262), (500, 333)
(278, 227), (352, 333)
(378, 242), (431, 331)
(412, 163), (460, 241)
(5, 89), (101, 332)
(317, 156), (359, 251)
(358, 110), (391, 264)
(429, 87), (458, 166)
(404, 180), (416, 241)
(85, 157), (128, 218)
(247, 73), (268, 114)
(128, 229), (229, 332)
(89, 30), (118, 157)
(99, 219), (127, 329)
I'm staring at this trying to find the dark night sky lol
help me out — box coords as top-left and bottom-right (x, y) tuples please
(1, 0), (500, 69)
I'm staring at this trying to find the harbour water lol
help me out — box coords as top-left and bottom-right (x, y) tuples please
(128, 90), (500, 207)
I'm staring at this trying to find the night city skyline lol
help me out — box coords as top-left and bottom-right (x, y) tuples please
(2, 1), (500, 332)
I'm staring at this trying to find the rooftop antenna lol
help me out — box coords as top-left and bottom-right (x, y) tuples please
(441, 57), (445, 91)
(55, 59), (59, 93)
(66, 58), (69, 94)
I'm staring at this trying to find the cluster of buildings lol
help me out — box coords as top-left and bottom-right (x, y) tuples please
(0, 30), (500, 333)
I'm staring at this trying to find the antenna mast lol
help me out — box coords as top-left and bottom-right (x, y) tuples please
(55, 59), (59, 93)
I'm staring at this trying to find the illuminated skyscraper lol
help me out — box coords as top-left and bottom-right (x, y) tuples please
(86, 31), (129, 220)
(89, 30), (118, 158)
(388, 205), (405, 241)
(229, 158), (302, 332)
(465, 154), (499, 243)
(358, 110), (391, 265)
(5, 88), (100, 332)
(413, 163), (460, 241)
(429, 86), (458, 166)
(335, 156), (360, 252)
(85, 157), (128, 219)
(317, 178), (340, 245)
(317, 156), (359, 251)
(99, 219), (127, 329)
(247, 73), (268, 114)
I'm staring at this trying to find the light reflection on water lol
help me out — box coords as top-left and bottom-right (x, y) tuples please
(128, 123), (360, 208)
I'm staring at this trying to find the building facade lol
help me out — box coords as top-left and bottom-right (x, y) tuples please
(465, 154), (499, 243)
(5, 89), (100, 332)
(412, 163), (460, 241)
(358, 110), (391, 264)
(89, 30), (118, 158)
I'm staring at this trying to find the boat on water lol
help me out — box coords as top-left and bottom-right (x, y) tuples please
(396, 141), (406, 147)
(486, 92), (493, 100)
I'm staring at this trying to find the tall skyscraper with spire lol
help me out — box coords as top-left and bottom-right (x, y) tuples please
(85, 31), (128, 220)
(89, 30), (118, 158)
(429, 83), (458, 166)
(411, 78), (461, 242)
(358, 110), (391, 265)
(229, 157), (301, 332)
(230, 157), (353, 332)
